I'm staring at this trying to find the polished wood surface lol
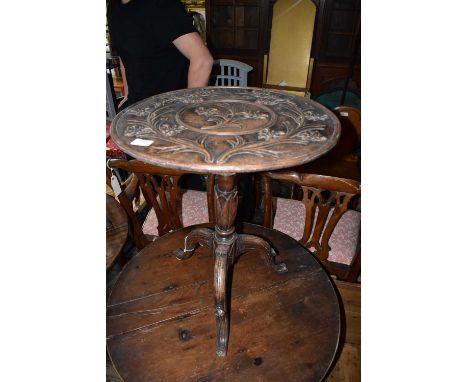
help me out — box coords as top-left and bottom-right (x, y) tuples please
(327, 280), (360, 381)
(107, 223), (340, 381)
(334, 106), (360, 139)
(262, 171), (361, 281)
(106, 278), (361, 382)
(291, 106), (360, 181)
(110, 87), (340, 174)
(328, 106), (360, 162)
(106, 194), (128, 270)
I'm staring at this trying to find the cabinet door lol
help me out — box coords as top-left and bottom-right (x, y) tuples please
(207, 0), (269, 86)
(315, 0), (360, 62)
(209, 0), (262, 51)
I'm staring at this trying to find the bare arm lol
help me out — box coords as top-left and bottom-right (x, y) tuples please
(117, 58), (128, 108)
(173, 32), (213, 88)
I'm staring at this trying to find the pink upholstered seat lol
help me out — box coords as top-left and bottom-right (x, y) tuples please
(272, 197), (360, 265)
(142, 190), (210, 236)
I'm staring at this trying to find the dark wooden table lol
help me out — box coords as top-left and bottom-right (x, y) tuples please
(106, 194), (128, 270)
(107, 223), (340, 382)
(110, 87), (340, 357)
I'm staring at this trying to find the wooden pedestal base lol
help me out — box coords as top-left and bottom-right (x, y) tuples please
(175, 174), (287, 356)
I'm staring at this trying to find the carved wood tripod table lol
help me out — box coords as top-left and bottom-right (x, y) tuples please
(110, 87), (340, 357)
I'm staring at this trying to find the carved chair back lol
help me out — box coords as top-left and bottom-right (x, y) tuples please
(261, 171), (361, 281)
(108, 159), (215, 250)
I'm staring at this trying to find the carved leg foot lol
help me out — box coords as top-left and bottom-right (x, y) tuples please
(214, 246), (229, 357)
(237, 234), (288, 274)
(213, 240), (235, 357)
(174, 228), (214, 260)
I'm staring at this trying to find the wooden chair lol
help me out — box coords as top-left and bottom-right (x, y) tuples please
(261, 171), (361, 282)
(107, 159), (215, 250)
(330, 106), (360, 162)
(334, 106), (361, 136)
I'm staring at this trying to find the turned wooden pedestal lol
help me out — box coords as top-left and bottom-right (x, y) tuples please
(110, 87), (340, 358)
(174, 175), (287, 356)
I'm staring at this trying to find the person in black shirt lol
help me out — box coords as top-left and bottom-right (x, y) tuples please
(107, 0), (213, 108)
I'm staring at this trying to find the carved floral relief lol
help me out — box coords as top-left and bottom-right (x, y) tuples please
(112, 87), (339, 168)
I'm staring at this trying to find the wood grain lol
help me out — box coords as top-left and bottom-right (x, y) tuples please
(106, 194), (129, 270)
(326, 280), (361, 381)
(110, 87), (340, 174)
(108, 159), (216, 250)
(107, 223), (340, 382)
(261, 171), (361, 281)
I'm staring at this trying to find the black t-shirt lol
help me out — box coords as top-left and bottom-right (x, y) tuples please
(107, 0), (196, 105)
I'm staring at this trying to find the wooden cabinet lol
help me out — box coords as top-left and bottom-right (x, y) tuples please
(311, 62), (360, 97)
(205, 0), (360, 94)
(311, 0), (360, 97)
(206, 0), (271, 87)
(313, 0), (360, 63)
(211, 2), (261, 50)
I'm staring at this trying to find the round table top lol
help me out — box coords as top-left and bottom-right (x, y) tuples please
(110, 87), (340, 174)
(107, 223), (341, 382)
(106, 194), (128, 270)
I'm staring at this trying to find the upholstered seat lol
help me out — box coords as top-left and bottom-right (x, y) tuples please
(261, 171), (361, 281)
(108, 159), (215, 250)
(272, 197), (360, 265)
(142, 190), (210, 236)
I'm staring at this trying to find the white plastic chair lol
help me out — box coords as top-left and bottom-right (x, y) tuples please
(214, 59), (253, 87)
